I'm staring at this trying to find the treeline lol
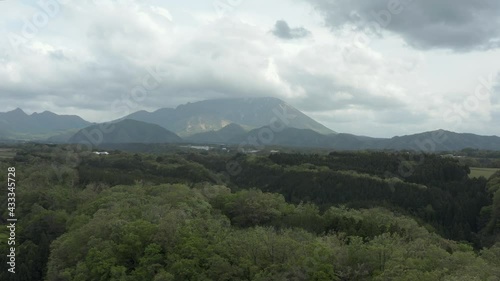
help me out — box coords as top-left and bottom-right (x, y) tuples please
(269, 151), (470, 185)
(458, 148), (500, 159)
(188, 152), (492, 244)
(454, 148), (500, 168)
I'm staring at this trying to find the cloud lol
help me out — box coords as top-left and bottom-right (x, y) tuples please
(304, 0), (500, 51)
(271, 20), (311, 39)
(0, 5), (416, 134)
(0, 0), (499, 137)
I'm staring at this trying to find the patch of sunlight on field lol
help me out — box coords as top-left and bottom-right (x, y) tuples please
(469, 167), (500, 179)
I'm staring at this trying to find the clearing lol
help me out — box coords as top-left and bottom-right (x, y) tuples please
(469, 167), (500, 179)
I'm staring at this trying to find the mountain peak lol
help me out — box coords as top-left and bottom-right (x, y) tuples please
(9, 108), (27, 116)
(122, 97), (335, 136)
(37, 110), (56, 115)
(31, 110), (55, 116)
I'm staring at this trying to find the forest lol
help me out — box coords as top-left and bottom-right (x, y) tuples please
(0, 143), (500, 281)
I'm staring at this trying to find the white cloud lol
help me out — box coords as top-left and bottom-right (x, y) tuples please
(149, 6), (173, 22)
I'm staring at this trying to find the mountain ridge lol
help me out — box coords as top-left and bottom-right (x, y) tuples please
(2, 98), (500, 151)
(0, 108), (91, 139)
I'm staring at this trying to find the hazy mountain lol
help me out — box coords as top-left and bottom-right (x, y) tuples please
(194, 125), (377, 150)
(68, 119), (183, 144)
(379, 130), (500, 151)
(121, 97), (335, 136)
(0, 120), (12, 139)
(228, 127), (500, 151)
(186, 123), (247, 144)
(231, 127), (330, 148)
(4, 104), (500, 151)
(46, 129), (83, 143)
(0, 108), (91, 137)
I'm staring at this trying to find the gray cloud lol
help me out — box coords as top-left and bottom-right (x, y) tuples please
(281, 69), (405, 112)
(272, 20), (311, 39)
(304, 0), (500, 51)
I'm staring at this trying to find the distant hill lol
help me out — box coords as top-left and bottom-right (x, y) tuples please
(191, 125), (380, 149)
(231, 127), (329, 148)
(224, 127), (500, 151)
(68, 119), (183, 144)
(120, 97), (335, 136)
(379, 130), (500, 151)
(0, 108), (91, 138)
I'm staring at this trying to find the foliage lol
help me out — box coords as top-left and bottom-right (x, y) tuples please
(1, 144), (499, 280)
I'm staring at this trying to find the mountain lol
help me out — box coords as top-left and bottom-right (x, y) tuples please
(0, 108), (91, 138)
(4, 104), (500, 151)
(186, 123), (247, 144)
(68, 119), (183, 144)
(120, 97), (335, 136)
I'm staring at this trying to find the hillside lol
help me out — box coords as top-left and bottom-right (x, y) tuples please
(185, 123), (247, 144)
(68, 119), (183, 144)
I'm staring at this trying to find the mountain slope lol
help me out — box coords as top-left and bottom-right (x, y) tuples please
(232, 127), (330, 148)
(0, 120), (12, 139)
(46, 129), (83, 143)
(68, 119), (183, 144)
(121, 97), (335, 136)
(228, 127), (382, 149)
(186, 123), (247, 144)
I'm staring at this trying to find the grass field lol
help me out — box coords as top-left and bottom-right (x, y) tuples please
(0, 148), (16, 159)
(469, 167), (500, 179)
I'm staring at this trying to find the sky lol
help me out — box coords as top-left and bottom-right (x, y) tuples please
(1, 0), (500, 138)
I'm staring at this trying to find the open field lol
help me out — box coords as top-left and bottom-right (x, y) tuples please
(469, 167), (500, 179)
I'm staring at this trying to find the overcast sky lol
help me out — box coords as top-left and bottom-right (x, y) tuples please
(1, 0), (500, 137)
